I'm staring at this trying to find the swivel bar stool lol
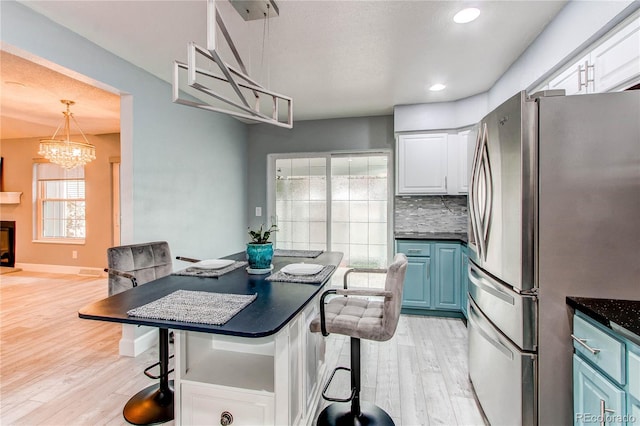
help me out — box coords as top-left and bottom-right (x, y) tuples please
(310, 253), (408, 426)
(106, 241), (198, 425)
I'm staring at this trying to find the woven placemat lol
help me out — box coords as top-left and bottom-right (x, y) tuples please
(266, 264), (336, 284)
(273, 249), (324, 258)
(173, 261), (248, 278)
(127, 290), (257, 325)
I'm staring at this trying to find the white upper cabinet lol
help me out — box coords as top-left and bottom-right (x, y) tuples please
(591, 15), (640, 92)
(457, 128), (476, 194)
(396, 131), (474, 195)
(396, 133), (448, 195)
(542, 13), (640, 95)
(548, 54), (591, 95)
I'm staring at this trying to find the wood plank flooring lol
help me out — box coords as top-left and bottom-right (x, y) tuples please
(0, 271), (485, 425)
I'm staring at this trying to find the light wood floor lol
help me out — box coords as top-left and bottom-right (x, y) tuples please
(0, 271), (485, 426)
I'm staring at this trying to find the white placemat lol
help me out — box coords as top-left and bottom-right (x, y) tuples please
(127, 290), (257, 325)
(266, 265), (336, 284)
(173, 261), (248, 278)
(273, 249), (324, 258)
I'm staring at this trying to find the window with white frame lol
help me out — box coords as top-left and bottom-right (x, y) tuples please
(34, 163), (86, 242)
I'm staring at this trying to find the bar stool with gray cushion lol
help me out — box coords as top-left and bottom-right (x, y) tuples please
(104, 241), (198, 425)
(106, 241), (174, 296)
(310, 253), (408, 425)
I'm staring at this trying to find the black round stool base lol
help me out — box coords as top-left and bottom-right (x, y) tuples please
(317, 402), (395, 426)
(123, 380), (174, 425)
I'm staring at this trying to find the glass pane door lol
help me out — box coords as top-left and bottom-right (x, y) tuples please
(331, 154), (388, 268)
(274, 157), (327, 250)
(271, 152), (390, 273)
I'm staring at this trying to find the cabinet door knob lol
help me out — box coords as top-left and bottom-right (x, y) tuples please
(220, 411), (233, 425)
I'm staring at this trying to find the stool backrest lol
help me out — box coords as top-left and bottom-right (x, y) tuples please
(107, 241), (172, 296)
(381, 253), (408, 340)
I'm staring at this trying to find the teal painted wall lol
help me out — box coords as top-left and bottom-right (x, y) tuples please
(1, 1), (248, 264)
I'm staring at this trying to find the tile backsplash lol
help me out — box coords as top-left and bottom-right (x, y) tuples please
(394, 195), (468, 233)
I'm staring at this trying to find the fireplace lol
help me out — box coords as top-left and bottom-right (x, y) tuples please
(1, 221), (15, 267)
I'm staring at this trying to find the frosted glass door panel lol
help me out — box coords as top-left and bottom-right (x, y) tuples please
(275, 158), (327, 250)
(272, 153), (390, 276)
(331, 155), (388, 269)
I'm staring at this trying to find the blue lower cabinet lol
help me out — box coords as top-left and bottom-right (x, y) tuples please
(630, 400), (640, 426)
(573, 355), (625, 425)
(396, 239), (465, 317)
(460, 246), (469, 318)
(402, 256), (431, 309)
(629, 349), (640, 425)
(433, 243), (461, 310)
(572, 312), (640, 426)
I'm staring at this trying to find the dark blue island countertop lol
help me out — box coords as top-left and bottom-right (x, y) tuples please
(566, 296), (640, 345)
(79, 251), (343, 338)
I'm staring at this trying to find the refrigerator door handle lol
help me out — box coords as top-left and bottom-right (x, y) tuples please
(469, 265), (515, 305)
(469, 123), (494, 261)
(469, 300), (514, 360)
(480, 133), (494, 246)
(469, 124), (483, 258)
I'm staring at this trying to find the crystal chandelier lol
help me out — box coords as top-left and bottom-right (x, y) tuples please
(39, 100), (96, 169)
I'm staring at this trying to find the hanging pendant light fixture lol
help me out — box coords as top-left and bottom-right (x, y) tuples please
(39, 100), (96, 169)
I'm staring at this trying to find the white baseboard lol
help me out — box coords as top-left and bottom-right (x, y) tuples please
(15, 262), (105, 277)
(119, 324), (158, 357)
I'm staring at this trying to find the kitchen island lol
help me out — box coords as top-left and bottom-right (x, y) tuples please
(79, 251), (343, 426)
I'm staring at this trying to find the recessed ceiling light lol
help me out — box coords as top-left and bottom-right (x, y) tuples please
(429, 84), (446, 92)
(454, 7), (480, 24)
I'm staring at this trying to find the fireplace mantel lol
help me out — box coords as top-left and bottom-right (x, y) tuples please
(0, 192), (22, 204)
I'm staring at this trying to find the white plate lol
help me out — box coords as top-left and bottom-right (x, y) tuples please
(191, 259), (235, 270)
(281, 263), (324, 276)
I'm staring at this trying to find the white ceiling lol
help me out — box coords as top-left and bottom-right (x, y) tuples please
(3, 0), (568, 138)
(1, 51), (121, 139)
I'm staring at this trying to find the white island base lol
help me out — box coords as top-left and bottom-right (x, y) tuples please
(174, 295), (326, 425)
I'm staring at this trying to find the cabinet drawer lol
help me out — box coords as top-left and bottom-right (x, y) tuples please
(628, 348), (640, 401)
(573, 315), (625, 385)
(396, 241), (431, 257)
(181, 382), (275, 426)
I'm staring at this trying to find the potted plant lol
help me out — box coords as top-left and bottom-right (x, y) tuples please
(246, 224), (278, 272)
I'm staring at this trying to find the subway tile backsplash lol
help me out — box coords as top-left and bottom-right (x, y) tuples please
(394, 195), (468, 233)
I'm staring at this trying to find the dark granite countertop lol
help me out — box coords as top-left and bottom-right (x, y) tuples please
(566, 297), (640, 346)
(394, 231), (468, 244)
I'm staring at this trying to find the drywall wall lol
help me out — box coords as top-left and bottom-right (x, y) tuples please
(489, 0), (639, 109)
(394, 92), (488, 132)
(395, 0), (638, 131)
(247, 115), (394, 229)
(0, 134), (120, 268)
(1, 1), (248, 266)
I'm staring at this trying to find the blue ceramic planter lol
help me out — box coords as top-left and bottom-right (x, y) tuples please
(246, 243), (273, 269)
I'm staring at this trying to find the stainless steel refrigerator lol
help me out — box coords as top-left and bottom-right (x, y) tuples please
(466, 90), (640, 426)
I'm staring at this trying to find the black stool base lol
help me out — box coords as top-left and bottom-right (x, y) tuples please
(317, 401), (394, 426)
(123, 380), (174, 425)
